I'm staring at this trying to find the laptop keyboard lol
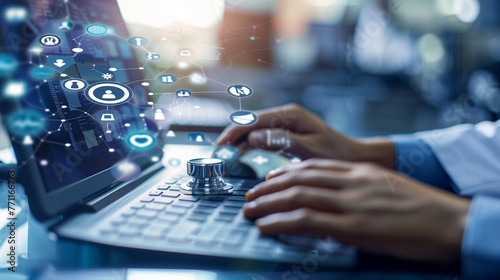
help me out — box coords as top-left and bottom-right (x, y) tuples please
(99, 176), (266, 248)
(93, 174), (355, 266)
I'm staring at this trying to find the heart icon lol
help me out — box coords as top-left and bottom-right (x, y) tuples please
(129, 134), (154, 149)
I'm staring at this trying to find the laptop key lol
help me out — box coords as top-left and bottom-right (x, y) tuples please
(161, 192), (180, 198)
(227, 196), (246, 202)
(194, 222), (225, 245)
(140, 197), (155, 203)
(134, 210), (158, 220)
(188, 213), (210, 222)
(165, 207), (187, 215)
(193, 206), (215, 214)
(119, 228), (142, 238)
(158, 212), (180, 223)
(199, 201), (220, 208)
(128, 215), (151, 226)
(143, 232), (166, 240)
(110, 218), (127, 226)
(221, 229), (248, 247)
(214, 215), (233, 222)
(173, 201), (194, 209)
(223, 201), (245, 208)
(130, 203), (145, 209)
(121, 209), (136, 217)
(153, 197), (174, 205)
(218, 208), (239, 215)
(203, 196), (225, 202)
(232, 190), (247, 196)
(167, 221), (200, 242)
(145, 203), (166, 211)
(149, 190), (163, 197)
(157, 185), (170, 191)
(100, 228), (118, 235)
(179, 195), (200, 202)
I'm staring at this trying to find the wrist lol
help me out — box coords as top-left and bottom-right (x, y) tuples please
(355, 137), (396, 169)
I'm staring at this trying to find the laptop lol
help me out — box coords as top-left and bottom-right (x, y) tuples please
(0, 0), (355, 269)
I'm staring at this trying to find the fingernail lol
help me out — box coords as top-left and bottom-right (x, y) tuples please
(243, 201), (257, 216)
(245, 188), (255, 201)
(266, 167), (284, 180)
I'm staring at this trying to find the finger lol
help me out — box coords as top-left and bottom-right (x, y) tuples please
(246, 169), (350, 202)
(244, 186), (348, 219)
(215, 104), (306, 146)
(266, 159), (353, 180)
(255, 208), (347, 238)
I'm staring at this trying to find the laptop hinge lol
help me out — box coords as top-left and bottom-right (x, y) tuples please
(81, 162), (164, 212)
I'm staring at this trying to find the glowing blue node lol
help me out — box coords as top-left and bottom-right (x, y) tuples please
(86, 24), (107, 35)
(227, 85), (253, 97)
(213, 146), (239, 161)
(30, 66), (55, 80)
(126, 132), (156, 150)
(7, 109), (46, 137)
(0, 53), (18, 77)
(229, 111), (257, 126)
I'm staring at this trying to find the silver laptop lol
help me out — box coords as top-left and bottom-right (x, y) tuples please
(0, 0), (355, 269)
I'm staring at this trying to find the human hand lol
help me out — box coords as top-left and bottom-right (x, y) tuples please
(243, 159), (470, 262)
(216, 104), (395, 168)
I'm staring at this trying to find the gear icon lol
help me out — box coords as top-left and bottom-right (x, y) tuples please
(102, 73), (113, 80)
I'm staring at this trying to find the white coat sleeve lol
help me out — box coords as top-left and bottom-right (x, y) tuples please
(415, 120), (500, 196)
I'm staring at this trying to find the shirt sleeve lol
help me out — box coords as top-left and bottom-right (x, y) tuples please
(462, 195), (500, 279)
(390, 134), (453, 192)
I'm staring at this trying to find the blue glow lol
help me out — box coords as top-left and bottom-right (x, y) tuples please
(7, 109), (46, 137)
(126, 131), (156, 150)
(86, 24), (108, 35)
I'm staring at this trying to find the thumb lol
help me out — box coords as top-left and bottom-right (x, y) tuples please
(247, 128), (302, 151)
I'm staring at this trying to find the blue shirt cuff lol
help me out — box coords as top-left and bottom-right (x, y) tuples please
(462, 195), (500, 279)
(390, 135), (453, 191)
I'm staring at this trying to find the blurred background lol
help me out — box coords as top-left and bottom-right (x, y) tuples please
(2, 0), (500, 148)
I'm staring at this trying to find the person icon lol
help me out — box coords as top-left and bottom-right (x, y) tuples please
(102, 90), (116, 99)
(154, 109), (166, 120)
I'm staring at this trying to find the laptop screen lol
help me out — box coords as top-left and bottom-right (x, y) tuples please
(0, 0), (161, 193)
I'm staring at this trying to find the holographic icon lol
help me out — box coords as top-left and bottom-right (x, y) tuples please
(102, 73), (113, 80)
(179, 48), (194, 57)
(95, 110), (120, 123)
(30, 66), (55, 80)
(188, 133), (205, 143)
(213, 146), (238, 161)
(40, 35), (61, 46)
(154, 109), (166, 120)
(176, 89), (191, 98)
(58, 20), (74, 30)
(3, 81), (27, 98)
(227, 85), (253, 97)
(85, 82), (133, 106)
(156, 74), (177, 84)
(7, 109), (46, 137)
(101, 113), (115, 121)
(4, 6), (28, 23)
(53, 59), (66, 68)
(0, 53), (18, 77)
(86, 24), (107, 35)
(46, 55), (75, 71)
(63, 79), (87, 91)
(102, 90), (116, 99)
(251, 155), (269, 165)
(145, 52), (160, 60)
(128, 37), (148, 47)
(229, 111), (257, 126)
(127, 132), (156, 150)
